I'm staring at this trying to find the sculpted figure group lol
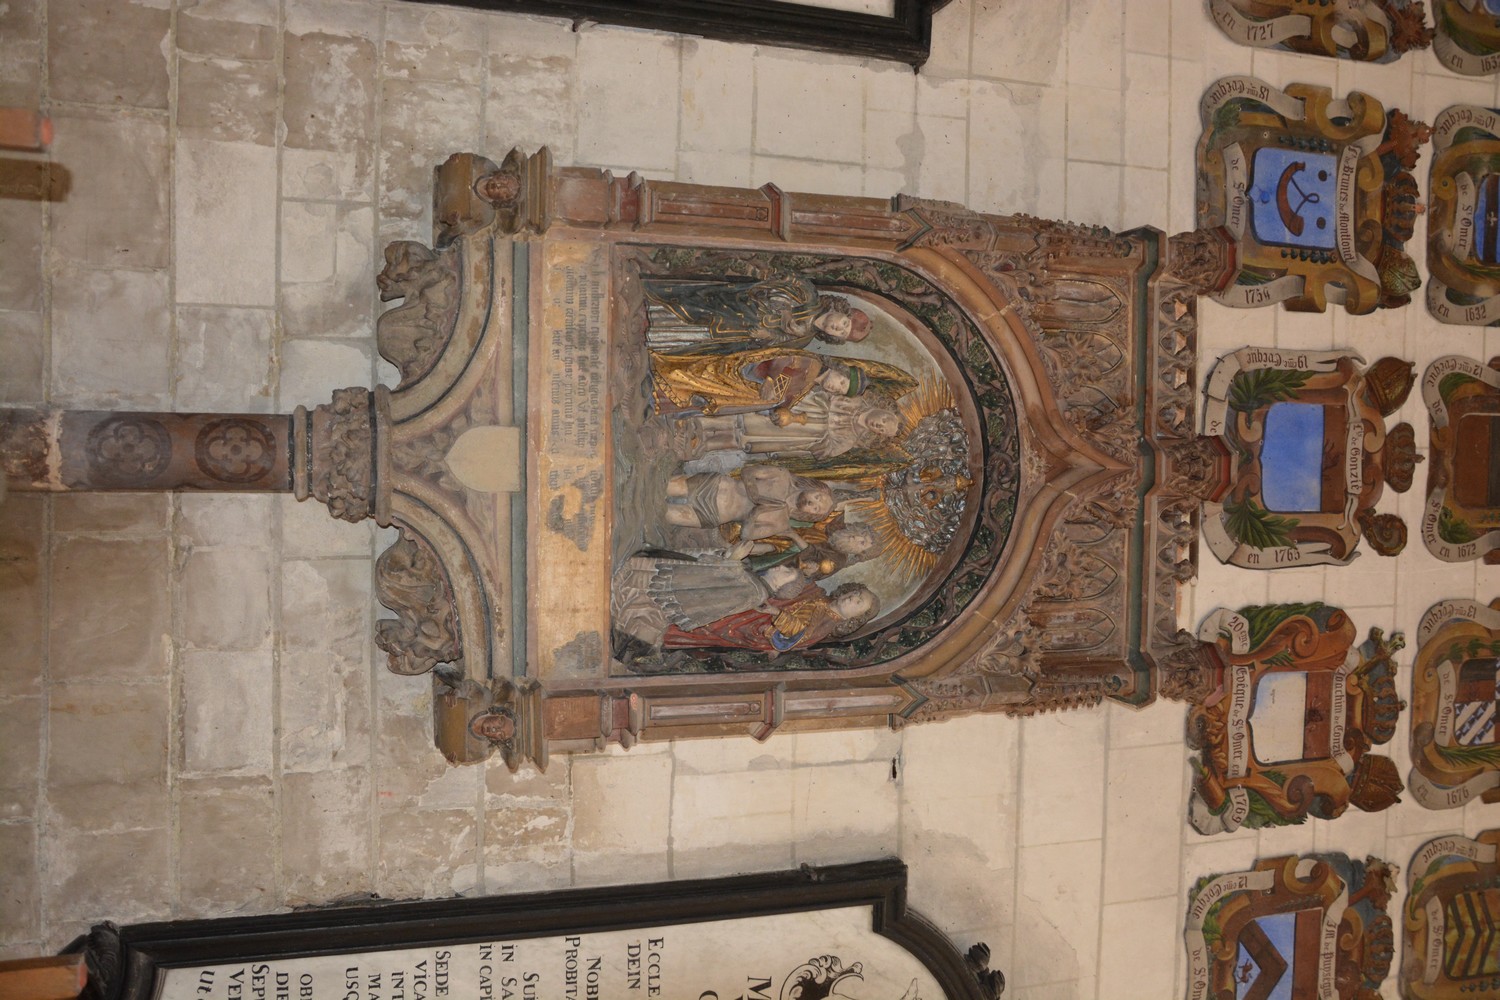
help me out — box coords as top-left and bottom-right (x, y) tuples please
(611, 277), (926, 666)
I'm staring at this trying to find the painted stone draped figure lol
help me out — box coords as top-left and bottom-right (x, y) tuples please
(677, 391), (905, 463)
(611, 552), (879, 656)
(643, 276), (872, 354)
(650, 348), (850, 417)
(661, 464), (834, 545)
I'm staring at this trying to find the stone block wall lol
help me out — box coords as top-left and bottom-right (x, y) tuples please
(2, 1), (1498, 997)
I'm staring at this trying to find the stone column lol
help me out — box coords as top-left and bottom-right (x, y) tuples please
(2, 408), (294, 493)
(0, 387), (381, 524)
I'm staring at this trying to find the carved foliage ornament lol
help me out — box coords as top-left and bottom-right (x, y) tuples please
(374, 531), (463, 676)
(1165, 226), (1238, 294)
(376, 240), (460, 388)
(308, 388), (376, 524)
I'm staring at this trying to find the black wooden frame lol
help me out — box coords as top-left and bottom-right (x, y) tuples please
(73, 859), (996, 1000)
(407, 0), (956, 67)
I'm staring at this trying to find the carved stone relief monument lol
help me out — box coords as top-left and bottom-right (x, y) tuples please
(1, 148), (1231, 766)
(1196, 77), (1430, 314)
(1187, 604), (1406, 834)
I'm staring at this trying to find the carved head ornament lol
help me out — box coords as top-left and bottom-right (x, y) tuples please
(468, 709), (516, 746)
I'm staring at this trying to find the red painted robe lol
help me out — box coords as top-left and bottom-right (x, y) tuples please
(661, 582), (839, 652)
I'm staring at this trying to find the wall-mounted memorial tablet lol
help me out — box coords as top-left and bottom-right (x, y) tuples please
(1421, 356), (1500, 560)
(1207, 0), (1434, 62)
(1407, 598), (1500, 808)
(57, 860), (1004, 1000)
(1201, 347), (1417, 568)
(1184, 852), (1397, 1000)
(1433, 0), (1500, 73)
(396, 0), (954, 67)
(1427, 107), (1500, 324)
(1187, 604), (1405, 834)
(0, 148), (1235, 765)
(1399, 829), (1500, 997)
(1196, 77), (1430, 314)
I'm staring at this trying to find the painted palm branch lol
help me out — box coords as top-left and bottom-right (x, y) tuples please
(1223, 497), (1300, 548)
(1228, 367), (1314, 413)
(1438, 371), (1480, 402)
(1438, 505), (1479, 544)
(1435, 742), (1500, 769)
(1236, 601), (1327, 649)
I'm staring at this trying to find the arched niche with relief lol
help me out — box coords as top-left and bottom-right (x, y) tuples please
(0, 148), (1233, 767)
